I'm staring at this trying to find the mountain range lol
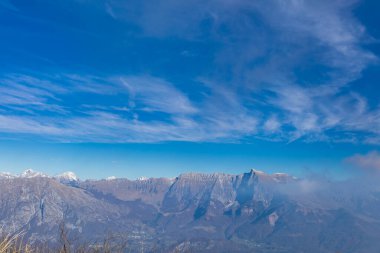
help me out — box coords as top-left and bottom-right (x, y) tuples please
(0, 169), (379, 253)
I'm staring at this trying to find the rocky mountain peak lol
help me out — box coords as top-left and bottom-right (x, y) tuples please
(0, 169), (378, 252)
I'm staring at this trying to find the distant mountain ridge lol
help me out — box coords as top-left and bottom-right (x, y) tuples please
(0, 169), (72, 180)
(0, 169), (379, 253)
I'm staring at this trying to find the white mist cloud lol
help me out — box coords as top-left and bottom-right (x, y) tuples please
(346, 151), (380, 172)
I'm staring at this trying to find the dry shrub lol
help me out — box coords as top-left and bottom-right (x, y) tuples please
(0, 225), (128, 253)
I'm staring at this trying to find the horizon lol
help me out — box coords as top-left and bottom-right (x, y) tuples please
(0, 167), (294, 180)
(0, 140), (370, 179)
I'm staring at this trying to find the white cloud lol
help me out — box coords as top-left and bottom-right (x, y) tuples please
(346, 151), (380, 172)
(120, 76), (197, 115)
(0, 115), (68, 135)
(263, 115), (281, 133)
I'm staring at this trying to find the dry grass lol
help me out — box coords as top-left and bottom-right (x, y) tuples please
(0, 225), (128, 253)
(0, 234), (128, 253)
(0, 232), (36, 253)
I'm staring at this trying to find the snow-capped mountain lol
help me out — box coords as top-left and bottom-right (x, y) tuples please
(0, 172), (14, 179)
(0, 169), (49, 179)
(0, 169), (77, 181)
(54, 171), (79, 183)
(19, 169), (48, 178)
(0, 169), (379, 253)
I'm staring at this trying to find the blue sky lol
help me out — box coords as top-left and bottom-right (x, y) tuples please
(1, 0), (380, 179)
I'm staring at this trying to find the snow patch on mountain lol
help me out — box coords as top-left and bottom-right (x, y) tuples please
(251, 169), (265, 175)
(0, 172), (15, 179)
(19, 169), (48, 178)
(55, 171), (79, 182)
(0, 169), (78, 183)
(268, 212), (279, 227)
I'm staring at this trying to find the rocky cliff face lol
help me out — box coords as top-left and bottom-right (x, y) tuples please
(0, 169), (379, 253)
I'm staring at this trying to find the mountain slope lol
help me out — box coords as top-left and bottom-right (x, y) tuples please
(0, 169), (379, 253)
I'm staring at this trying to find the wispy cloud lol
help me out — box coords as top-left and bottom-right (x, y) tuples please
(101, 0), (378, 143)
(0, 0), (379, 144)
(120, 76), (197, 115)
(0, 74), (258, 142)
(0, 74), (68, 114)
(0, 115), (68, 135)
(1, 69), (380, 143)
